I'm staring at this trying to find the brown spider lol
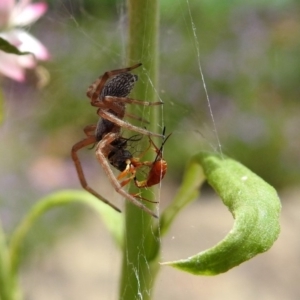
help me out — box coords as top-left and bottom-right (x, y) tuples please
(71, 63), (164, 218)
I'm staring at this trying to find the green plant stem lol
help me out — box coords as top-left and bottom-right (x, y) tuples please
(0, 220), (15, 300)
(120, 0), (160, 299)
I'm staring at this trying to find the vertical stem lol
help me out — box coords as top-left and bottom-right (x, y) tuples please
(0, 220), (15, 300)
(127, 0), (159, 129)
(120, 0), (160, 299)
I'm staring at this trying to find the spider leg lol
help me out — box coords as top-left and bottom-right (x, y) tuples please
(117, 163), (136, 187)
(98, 110), (164, 138)
(71, 135), (122, 213)
(130, 194), (158, 204)
(83, 124), (97, 136)
(103, 96), (163, 107)
(96, 133), (158, 218)
(90, 96), (162, 113)
(124, 112), (150, 124)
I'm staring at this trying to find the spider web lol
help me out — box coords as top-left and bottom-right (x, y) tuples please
(16, 0), (224, 299)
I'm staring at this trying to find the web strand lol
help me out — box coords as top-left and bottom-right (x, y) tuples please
(186, 0), (223, 157)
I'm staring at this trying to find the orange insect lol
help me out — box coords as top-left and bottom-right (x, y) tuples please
(134, 132), (171, 188)
(116, 129), (171, 191)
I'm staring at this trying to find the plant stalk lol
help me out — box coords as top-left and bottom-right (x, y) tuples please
(119, 0), (160, 299)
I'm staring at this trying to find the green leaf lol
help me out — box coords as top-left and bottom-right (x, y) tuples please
(162, 152), (281, 275)
(0, 37), (31, 56)
(9, 190), (123, 277)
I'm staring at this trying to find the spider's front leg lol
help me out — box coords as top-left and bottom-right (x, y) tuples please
(98, 109), (164, 138)
(103, 95), (163, 107)
(71, 135), (122, 213)
(83, 124), (97, 137)
(95, 133), (158, 218)
(90, 96), (163, 118)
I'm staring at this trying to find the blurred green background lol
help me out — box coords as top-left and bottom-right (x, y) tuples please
(0, 0), (299, 298)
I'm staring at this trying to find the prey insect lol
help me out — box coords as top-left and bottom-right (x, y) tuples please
(71, 63), (165, 218)
(105, 130), (170, 203)
(134, 132), (171, 189)
(116, 128), (171, 191)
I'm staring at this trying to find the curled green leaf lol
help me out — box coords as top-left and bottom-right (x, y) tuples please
(162, 152), (281, 275)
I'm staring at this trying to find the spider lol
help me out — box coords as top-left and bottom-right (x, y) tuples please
(71, 63), (164, 218)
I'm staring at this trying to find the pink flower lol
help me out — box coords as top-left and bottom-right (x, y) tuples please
(0, 0), (49, 81)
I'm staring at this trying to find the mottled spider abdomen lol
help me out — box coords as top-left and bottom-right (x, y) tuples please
(100, 73), (138, 98)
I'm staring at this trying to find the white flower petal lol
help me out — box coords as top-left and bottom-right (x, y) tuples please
(0, 30), (22, 47)
(12, 2), (48, 26)
(0, 51), (26, 81)
(9, 0), (30, 22)
(12, 29), (49, 60)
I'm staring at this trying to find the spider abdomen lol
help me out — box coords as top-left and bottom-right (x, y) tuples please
(100, 73), (138, 98)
